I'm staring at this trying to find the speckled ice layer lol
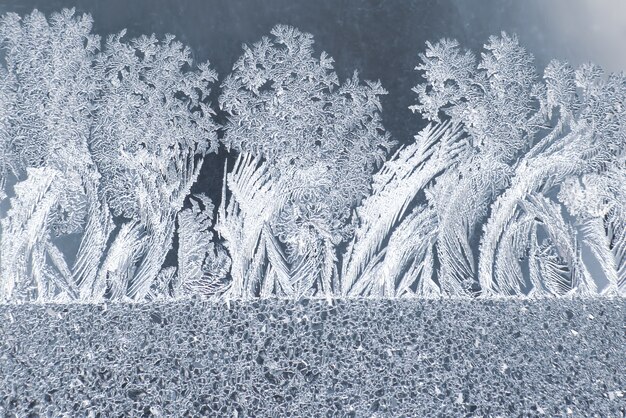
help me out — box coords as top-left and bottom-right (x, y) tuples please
(1, 298), (624, 417)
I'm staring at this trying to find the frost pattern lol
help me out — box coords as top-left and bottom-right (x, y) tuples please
(218, 25), (394, 299)
(0, 9), (219, 302)
(0, 10), (624, 303)
(1, 298), (623, 416)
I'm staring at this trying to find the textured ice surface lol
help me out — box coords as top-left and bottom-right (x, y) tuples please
(1, 298), (624, 416)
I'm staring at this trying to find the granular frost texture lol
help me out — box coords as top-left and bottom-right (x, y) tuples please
(1, 298), (623, 416)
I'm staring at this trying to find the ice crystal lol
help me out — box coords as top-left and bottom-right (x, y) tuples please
(0, 9), (219, 302)
(0, 10), (623, 302)
(342, 33), (625, 298)
(218, 25), (393, 298)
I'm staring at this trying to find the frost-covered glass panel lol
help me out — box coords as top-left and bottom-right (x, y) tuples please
(0, 4), (624, 417)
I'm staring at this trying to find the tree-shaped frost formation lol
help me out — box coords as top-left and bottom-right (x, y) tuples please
(344, 33), (625, 298)
(0, 10), (623, 303)
(218, 25), (393, 298)
(0, 9), (220, 302)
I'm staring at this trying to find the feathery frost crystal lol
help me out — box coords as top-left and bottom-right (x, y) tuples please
(0, 10), (624, 302)
(0, 9), (219, 302)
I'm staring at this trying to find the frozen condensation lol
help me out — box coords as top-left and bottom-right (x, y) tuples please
(0, 7), (624, 417)
(0, 298), (624, 416)
(0, 10), (624, 302)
